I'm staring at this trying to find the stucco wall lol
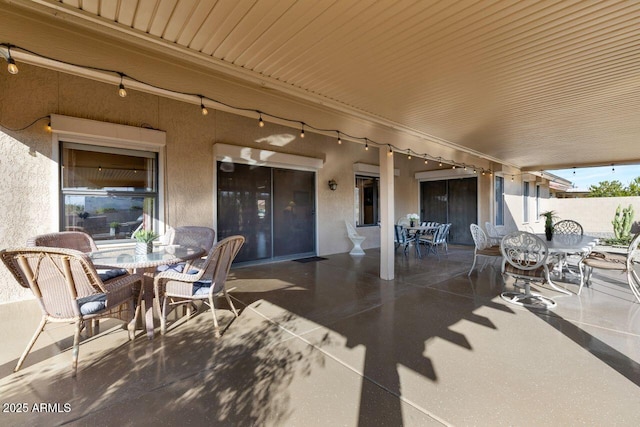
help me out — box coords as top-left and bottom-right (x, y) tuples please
(0, 63), (419, 302)
(0, 62), (499, 303)
(542, 196), (640, 236)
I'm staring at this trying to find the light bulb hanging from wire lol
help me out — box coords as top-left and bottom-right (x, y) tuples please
(118, 73), (127, 98)
(364, 139), (369, 150)
(200, 96), (208, 116)
(6, 46), (18, 75)
(300, 123), (305, 138)
(337, 131), (342, 144)
(407, 149), (412, 160)
(258, 113), (264, 127)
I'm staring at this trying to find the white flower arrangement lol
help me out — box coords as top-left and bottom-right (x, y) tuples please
(407, 213), (420, 220)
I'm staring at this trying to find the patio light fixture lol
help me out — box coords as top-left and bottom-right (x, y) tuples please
(118, 73), (127, 98)
(258, 113), (264, 127)
(200, 96), (208, 116)
(328, 179), (338, 191)
(6, 47), (18, 74)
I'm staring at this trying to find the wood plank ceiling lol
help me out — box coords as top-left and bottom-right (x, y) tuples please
(25, 0), (640, 170)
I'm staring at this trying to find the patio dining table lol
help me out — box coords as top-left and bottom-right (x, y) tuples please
(537, 233), (598, 294)
(89, 244), (205, 339)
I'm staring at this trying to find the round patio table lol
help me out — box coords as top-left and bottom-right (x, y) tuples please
(89, 244), (205, 339)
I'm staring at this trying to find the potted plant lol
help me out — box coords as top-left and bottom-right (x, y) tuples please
(540, 210), (558, 241)
(109, 221), (120, 236)
(133, 228), (159, 254)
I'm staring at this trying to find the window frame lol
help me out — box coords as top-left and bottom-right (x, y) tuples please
(523, 181), (530, 223)
(51, 115), (166, 244)
(354, 174), (380, 227)
(494, 175), (504, 226)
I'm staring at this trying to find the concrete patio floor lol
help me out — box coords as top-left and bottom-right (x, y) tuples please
(0, 245), (639, 426)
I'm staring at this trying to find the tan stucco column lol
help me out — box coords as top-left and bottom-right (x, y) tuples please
(379, 147), (395, 280)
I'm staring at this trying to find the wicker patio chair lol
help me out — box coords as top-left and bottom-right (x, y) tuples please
(0, 247), (142, 376)
(26, 231), (99, 253)
(154, 235), (245, 337)
(582, 232), (640, 302)
(158, 226), (216, 273)
(500, 231), (558, 309)
(468, 224), (502, 276)
(27, 230), (131, 333)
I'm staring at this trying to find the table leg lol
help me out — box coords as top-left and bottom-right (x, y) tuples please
(133, 267), (156, 339)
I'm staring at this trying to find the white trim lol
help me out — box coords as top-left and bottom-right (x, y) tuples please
(51, 114), (167, 237)
(415, 168), (477, 181)
(353, 162), (400, 177)
(213, 143), (323, 171)
(51, 114), (165, 149)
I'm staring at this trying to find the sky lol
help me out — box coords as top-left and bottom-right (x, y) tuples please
(547, 164), (640, 191)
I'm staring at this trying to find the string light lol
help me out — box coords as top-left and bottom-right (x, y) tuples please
(0, 42), (500, 176)
(200, 96), (208, 116)
(388, 145), (393, 153)
(46, 121), (51, 132)
(612, 163), (615, 173)
(118, 73), (127, 98)
(98, 166), (102, 171)
(407, 149), (412, 160)
(6, 46), (18, 74)
(424, 158), (428, 164)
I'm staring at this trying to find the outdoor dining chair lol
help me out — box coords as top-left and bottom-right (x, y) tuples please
(27, 231), (99, 253)
(154, 235), (245, 337)
(158, 226), (216, 273)
(0, 247), (141, 376)
(582, 232), (640, 302)
(552, 220), (589, 278)
(484, 222), (502, 246)
(394, 224), (417, 255)
(27, 231), (129, 334)
(468, 224), (502, 276)
(500, 231), (558, 309)
(420, 223), (451, 257)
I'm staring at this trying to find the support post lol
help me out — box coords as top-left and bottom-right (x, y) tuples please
(379, 147), (395, 280)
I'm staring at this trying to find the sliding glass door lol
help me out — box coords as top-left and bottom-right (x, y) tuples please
(420, 177), (477, 245)
(217, 162), (315, 263)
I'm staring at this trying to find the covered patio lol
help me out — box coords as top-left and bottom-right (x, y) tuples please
(1, 247), (639, 425)
(2, 2), (640, 425)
